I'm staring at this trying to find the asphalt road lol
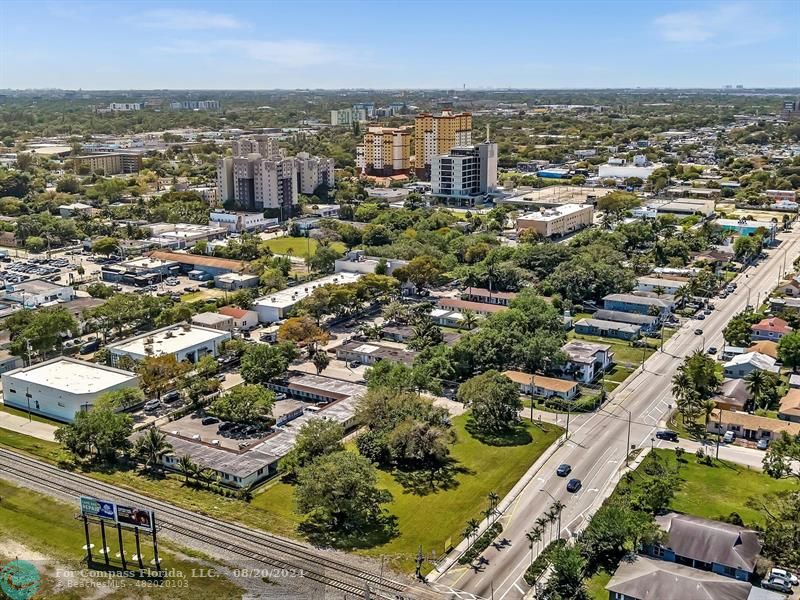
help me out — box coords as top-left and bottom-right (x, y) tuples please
(433, 227), (800, 600)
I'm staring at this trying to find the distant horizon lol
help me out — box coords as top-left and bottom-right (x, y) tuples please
(3, 86), (800, 93)
(2, 0), (797, 89)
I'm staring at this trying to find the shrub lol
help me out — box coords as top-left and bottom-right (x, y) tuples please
(458, 522), (503, 565)
(523, 538), (566, 585)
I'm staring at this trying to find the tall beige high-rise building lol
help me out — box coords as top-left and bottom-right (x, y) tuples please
(295, 152), (335, 194)
(217, 154), (297, 219)
(414, 111), (473, 178)
(356, 126), (412, 176)
(231, 135), (282, 159)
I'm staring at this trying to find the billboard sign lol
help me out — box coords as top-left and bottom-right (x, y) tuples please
(115, 504), (154, 532)
(79, 497), (116, 521)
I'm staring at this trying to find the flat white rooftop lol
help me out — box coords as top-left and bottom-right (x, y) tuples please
(519, 203), (591, 222)
(108, 324), (229, 357)
(255, 272), (363, 310)
(4, 358), (137, 394)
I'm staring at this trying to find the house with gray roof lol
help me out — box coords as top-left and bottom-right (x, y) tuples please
(648, 513), (762, 581)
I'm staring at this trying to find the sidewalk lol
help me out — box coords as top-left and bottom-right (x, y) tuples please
(0, 409), (58, 442)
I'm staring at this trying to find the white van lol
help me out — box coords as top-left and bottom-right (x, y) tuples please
(723, 431), (735, 443)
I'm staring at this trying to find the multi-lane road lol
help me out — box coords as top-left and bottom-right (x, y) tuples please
(433, 225), (800, 600)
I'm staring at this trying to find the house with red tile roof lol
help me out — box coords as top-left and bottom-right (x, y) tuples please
(750, 317), (793, 342)
(218, 306), (259, 331)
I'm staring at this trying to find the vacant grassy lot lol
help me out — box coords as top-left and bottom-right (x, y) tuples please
(261, 236), (346, 258)
(0, 413), (562, 575)
(0, 479), (244, 600)
(568, 331), (654, 366)
(620, 449), (796, 527)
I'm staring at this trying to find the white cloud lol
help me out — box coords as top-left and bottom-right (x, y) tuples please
(160, 39), (351, 67)
(654, 2), (781, 45)
(138, 9), (243, 30)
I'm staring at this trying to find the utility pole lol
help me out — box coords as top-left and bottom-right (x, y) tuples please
(25, 387), (32, 422)
(715, 409), (722, 460)
(415, 545), (425, 581)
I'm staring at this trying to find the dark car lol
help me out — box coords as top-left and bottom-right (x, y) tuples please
(162, 390), (181, 403)
(655, 430), (679, 442)
(707, 346), (718, 355)
(217, 421), (235, 433)
(556, 464), (572, 477)
(694, 328), (703, 335)
(566, 478), (582, 493)
(79, 339), (101, 354)
(201, 416), (219, 426)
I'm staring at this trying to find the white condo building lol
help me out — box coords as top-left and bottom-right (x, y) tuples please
(231, 136), (282, 159)
(295, 152), (335, 194)
(431, 142), (498, 203)
(217, 155), (298, 217)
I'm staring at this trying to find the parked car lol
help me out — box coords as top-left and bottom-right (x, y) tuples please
(162, 390), (181, 403)
(201, 416), (219, 426)
(768, 568), (798, 586)
(757, 439), (769, 450)
(762, 577), (792, 594)
(217, 421), (235, 433)
(566, 478), (582, 493)
(143, 400), (161, 412)
(696, 314), (706, 320)
(556, 464), (572, 477)
(723, 431), (735, 443)
(79, 339), (100, 354)
(655, 430), (679, 442)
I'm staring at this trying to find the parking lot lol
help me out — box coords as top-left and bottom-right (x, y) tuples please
(159, 412), (285, 451)
(0, 255), (80, 286)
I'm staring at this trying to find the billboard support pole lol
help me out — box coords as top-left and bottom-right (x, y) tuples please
(151, 514), (161, 572)
(117, 522), (127, 570)
(100, 520), (110, 566)
(83, 515), (92, 564)
(135, 528), (144, 570)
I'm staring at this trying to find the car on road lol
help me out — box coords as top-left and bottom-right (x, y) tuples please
(694, 328), (703, 335)
(655, 430), (679, 442)
(762, 577), (792, 594)
(556, 464), (572, 477)
(201, 416), (219, 426)
(757, 439), (769, 450)
(696, 314), (706, 320)
(768, 568), (798, 586)
(566, 478), (582, 493)
(707, 346), (717, 355)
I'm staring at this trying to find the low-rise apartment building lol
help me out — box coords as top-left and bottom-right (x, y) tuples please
(516, 204), (594, 238)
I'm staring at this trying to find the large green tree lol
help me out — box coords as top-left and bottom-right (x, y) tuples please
(54, 396), (133, 462)
(211, 384), (275, 425)
(778, 331), (800, 372)
(457, 370), (522, 434)
(240, 342), (298, 385)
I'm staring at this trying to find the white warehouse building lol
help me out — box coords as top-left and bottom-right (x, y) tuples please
(1, 357), (139, 423)
(107, 323), (231, 367)
(254, 272), (363, 323)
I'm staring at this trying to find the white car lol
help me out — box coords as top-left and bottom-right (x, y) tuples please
(723, 431), (735, 443)
(769, 568), (798, 586)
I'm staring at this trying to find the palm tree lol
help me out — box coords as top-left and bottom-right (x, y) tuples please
(526, 528), (542, 566)
(135, 428), (172, 474)
(702, 399), (717, 425)
(463, 525), (475, 547)
(488, 491), (500, 519)
(545, 508), (558, 543)
(199, 468), (217, 489)
(745, 369), (768, 409)
(461, 309), (479, 331)
(550, 500), (566, 539)
(675, 286), (692, 307)
(535, 517), (548, 547)
(467, 518), (480, 540)
(177, 454), (196, 485)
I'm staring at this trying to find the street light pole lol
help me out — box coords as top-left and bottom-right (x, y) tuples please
(620, 406), (632, 466)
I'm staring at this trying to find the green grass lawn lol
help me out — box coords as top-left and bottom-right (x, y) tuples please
(568, 331), (653, 366)
(1, 403), (64, 426)
(0, 479), (244, 600)
(585, 569), (612, 600)
(602, 365), (634, 392)
(620, 449), (797, 527)
(362, 415), (563, 571)
(1, 413), (563, 575)
(261, 236), (346, 259)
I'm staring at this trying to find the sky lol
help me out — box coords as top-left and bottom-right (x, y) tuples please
(1, 0), (798, 90)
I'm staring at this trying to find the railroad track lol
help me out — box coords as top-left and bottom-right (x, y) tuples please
(0, 447), (441, 599)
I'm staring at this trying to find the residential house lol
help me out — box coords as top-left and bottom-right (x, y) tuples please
(502, 370), (579, 401)
(747, 341), (779, 360)
(334, 340), (417, 366)
(380, 325), (461, 345)
(750, 317), (793, 342)
(191, 312), (234, 332)
(602, 293), (674, 317)
(649, 513), (761, 582)
(575, 318), (640, 341)
(437, 297), (508, 317)
(713, 379), (752, 412)
(769, 297), (800, 313)
(592, 309), (659, 333)
(462, 287), (518, 307)
(634, 277), (687, 296)
(605, 555), (773, 600)
(777, 276), (800, 297)
(708, 409), (800, 443)
(778, 388), (800, 423)
(790, 373), (800, 389)
(723, 352), (779, 379)
(218, 306), (259, 331)
(561, 340), (613, 384)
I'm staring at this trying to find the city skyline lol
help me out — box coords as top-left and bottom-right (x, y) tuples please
(1, 0), (798, 90)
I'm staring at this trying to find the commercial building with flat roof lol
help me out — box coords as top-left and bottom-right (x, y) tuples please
(335, 340), (418, 366)
(516, 204), (594, 238)
(3, 279), (75, 308)
(107, 323), (231, 366)
(147, 251), (246, 276)
(1, 357), (138, 422)
(253, 272), (363, 323)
